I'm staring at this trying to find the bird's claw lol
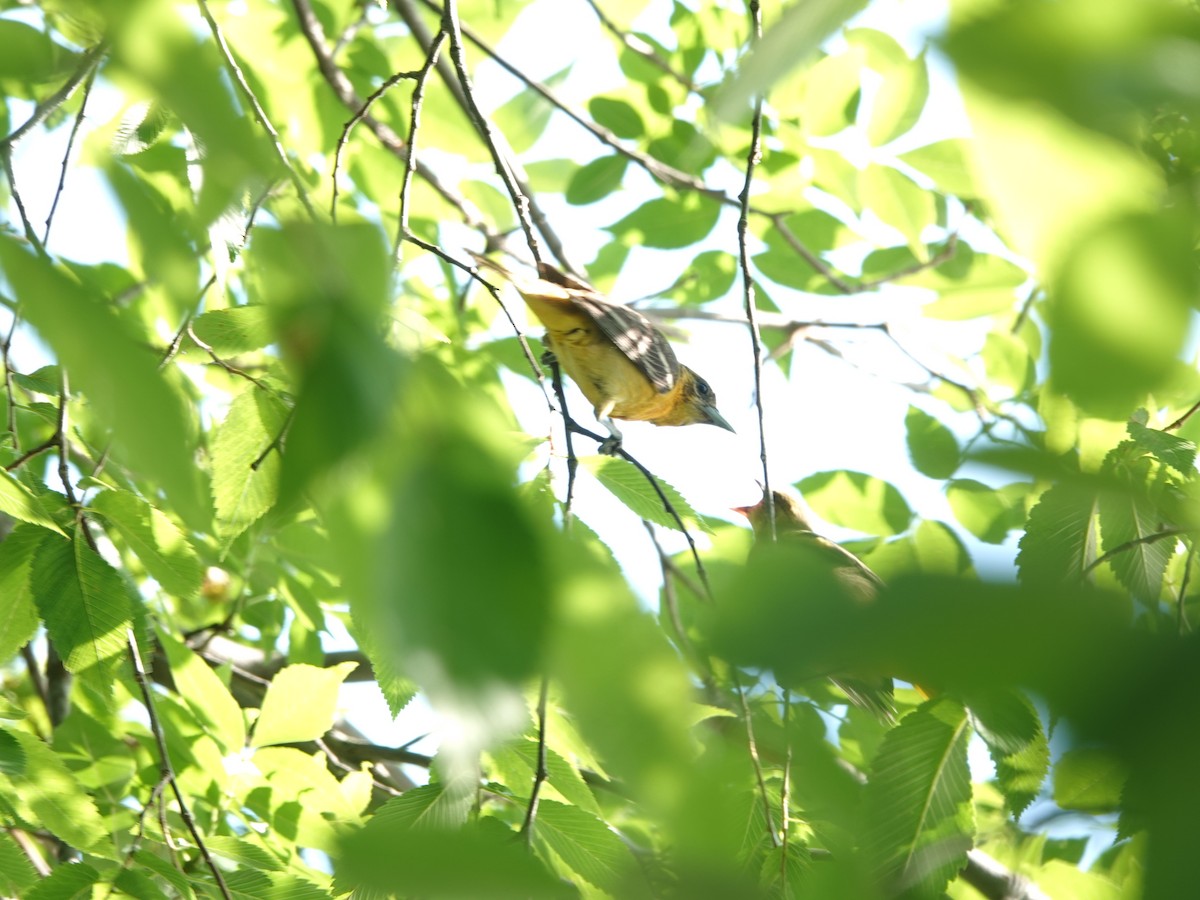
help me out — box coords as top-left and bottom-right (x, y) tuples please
(598, 436), (623, 456)
(540, 349), (558, 368)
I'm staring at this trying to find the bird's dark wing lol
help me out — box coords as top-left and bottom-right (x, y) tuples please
(568, 291), (681, 394)
(794, 531), (886, 596)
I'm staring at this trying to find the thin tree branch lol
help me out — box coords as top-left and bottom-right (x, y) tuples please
(127, 630), (233, 900)
(0, 41), (108, 150)
(290, 0), (492, 236)
(960, 848), (1051, 900)
(737, 0), (772, 541)
(1081, 529), (1188, 578)
(1166, 398), (1200, 432)
(733, 672), (779, 848)
(582, 0), (700, 95)
(332, 67), (420, 223)
(520, 677), (551, 844)
(196, 0), (317, 220)
(394, 29), (447, 263)
(43, 63), (98, 246)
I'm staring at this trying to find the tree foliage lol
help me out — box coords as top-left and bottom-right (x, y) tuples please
(1, 0), (1198, 897)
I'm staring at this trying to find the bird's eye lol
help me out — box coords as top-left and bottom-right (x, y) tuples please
(696, 380), (711, 397)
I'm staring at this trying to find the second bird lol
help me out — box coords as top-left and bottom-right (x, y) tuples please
(474, 255), (733, 454)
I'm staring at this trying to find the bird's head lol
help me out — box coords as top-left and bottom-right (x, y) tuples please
(654, 367), (734, 432)
(734, 487), (812, 539)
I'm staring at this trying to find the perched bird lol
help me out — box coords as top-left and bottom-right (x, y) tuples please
(472, 254), (733, 454)
(736, 488), (896, 722)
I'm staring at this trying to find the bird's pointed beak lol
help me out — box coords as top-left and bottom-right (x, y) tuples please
(702, 405), (735, 433)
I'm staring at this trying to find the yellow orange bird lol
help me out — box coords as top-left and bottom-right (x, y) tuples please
(473, 255), (733, 454)
(736, 488), (896, 722)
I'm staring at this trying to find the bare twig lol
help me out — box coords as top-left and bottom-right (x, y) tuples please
(520, 677), (551, 844)
(0, 41), (108, 150)
(733, 672), (779, 848)
(127, 630), (233, 900)
(582, 0), (700, 95)
(290, 0), (492, 235)
(43, 63), (98, 245)
(197, 0), (317, 220)
(1166, 399), (1200, 432)
(394, 29), (447, 262)
(2, 151), (43, 252)
(737, 0), (772, 541)
(959, 848), (1051, 900)
(332, 68), (420, 223)
(1081, 529), (1187, 578)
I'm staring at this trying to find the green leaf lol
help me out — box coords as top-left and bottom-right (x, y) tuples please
(336, 815), (572, 898)
(487, 740), (599, 815)
(0, 730), (23, 777)
(968, 689), (1049, 817)
(898, 139), (976, 199)
(1016, 483), (1099, 584)
(0, 833), (38, 898)
(982, 331), (1035, 397)
(946, 479), (1028, 545)
(865, 51), (929, 146)
(32, 534), (133, 691)
(673, 250), (738, 306)
(0, 468), (66, 536)
(716, 0), (871, 122)
(0, 237), (206, 528)
(565, 155), (628, 206)
(1054, 747), (1125, 813)
(534, 800), (641, 893)
(1127, 420), (1196, 475)
(607, 192), (721, 249)
(796, 470), (913, 536)
(858, 164), (937, 255)
(0, 525), (46, 664)
(1049, 213), (1195, 417)
(204, 835), (284, 872)
(91, 489), (202, 599)
(864, 696), (973, 898)
(494, 66), (570, 153)
(0, 20), (73, 86)
(581, 455), (711, 534)
(1, 729), (106, 851)
(904, 406), (960, 479)
(587, 95), (644, 138)
(158, 629), (246, 753)
(1097, 475), (1174, 602)
(190, 305), (274, 355)
(250, 223), (400, 501)
(25, 862), (100, 900)
(252, 661), (359, 748)
(211, 388), (288, 539)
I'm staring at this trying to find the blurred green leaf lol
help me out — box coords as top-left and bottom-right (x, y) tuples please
(566, 155), (628, 206)
(865, 50), (929, 146)
(716, 0), (870, 122)
(190, 305), (274, 356)
(608, 192), (721, 249)
(898, 139), (977, 198)
(0, 526), (44, 664)
(797, 470), (913, 536)
(0, 833), (37, 898)
(1054, 747), (1125, 813)
(494, 66), (569, 153)
(1, 729), (105, 851)
(588, 96), (645, 138)
(904, 406), (960, 479)
(947, 479), (1028, 545)
(672, 250), (738, 306)
(0, 237), (207, 528)
(0, 469), (66, 537)
(1049, 213), (1196, 416)
(858, 164), (937, 256)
